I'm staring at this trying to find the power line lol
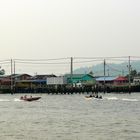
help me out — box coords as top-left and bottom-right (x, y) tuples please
(0, 62), (11, 65)
(0, 59), (10, 62)
(74, 56), (130, 59)
(14, 57), (70, 62)
(15, 61), (70, 65)
(73, 59), (103, 64)
(106, 64), (128, 73)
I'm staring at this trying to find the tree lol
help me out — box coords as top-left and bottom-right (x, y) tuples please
(126, 69), (138, 81)
(131, 69), (137, 77)
(0, 68), (5, 75)
(137, 72), (140, 76)
(89, 71), (93, 76)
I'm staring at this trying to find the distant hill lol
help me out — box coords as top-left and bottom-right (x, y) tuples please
(73, 61), (140, 76)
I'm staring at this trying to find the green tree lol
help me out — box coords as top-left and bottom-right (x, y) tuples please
(0, 68), (5, 75)
(89, 71), (93, 76)
(137, 72), (140, 76)
(131, 69), (137, 77)
(126, 69), (138, 81)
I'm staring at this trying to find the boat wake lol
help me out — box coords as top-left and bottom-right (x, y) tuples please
(0, 98), (22, 102)
(122, 98), (139, 102)
(0, 99), (10, 102)
(105, 97), (118, 100)
(14, 98), (22, 102)
(104, 97), (139, 102)
(84, 97), (92, 100)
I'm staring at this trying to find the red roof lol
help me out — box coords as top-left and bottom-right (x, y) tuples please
(114, 76), (128, 81)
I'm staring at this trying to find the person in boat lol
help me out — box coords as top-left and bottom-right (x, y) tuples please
(89, 94), (93, 97)
(20, 96), (23, 100)
(90, 94), (95, 98)
(95, 94), (98, 98)
(98, 95), (102, 99)
(24, 95), (27, 99)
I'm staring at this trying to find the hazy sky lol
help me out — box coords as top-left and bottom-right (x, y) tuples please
(0, 0), (140, 74)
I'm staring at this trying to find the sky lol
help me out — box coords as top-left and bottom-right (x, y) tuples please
(0, 0), (140, 75)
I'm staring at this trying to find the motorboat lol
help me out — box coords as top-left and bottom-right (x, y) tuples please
(85, 95), (102, 99)
(20, 96), (41, 101)
(85, 95), (93, 98)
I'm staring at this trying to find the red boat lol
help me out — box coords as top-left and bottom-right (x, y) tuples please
(20, 96), (41, 101)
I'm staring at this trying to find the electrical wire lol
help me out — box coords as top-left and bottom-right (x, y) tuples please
(14, 57), (70, 62)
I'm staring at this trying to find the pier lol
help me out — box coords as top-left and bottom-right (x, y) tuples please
(0, 84), (140, 94)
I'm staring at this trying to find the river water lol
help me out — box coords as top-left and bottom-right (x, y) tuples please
(0, 93), (140, 140)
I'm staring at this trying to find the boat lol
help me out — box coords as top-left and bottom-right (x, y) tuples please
(94, 96), (102, 99)
(85, 95), (93, 98)
(85, 95), (102, 99)
(85, 95), (93, 100)
(20, 96), (41, 101)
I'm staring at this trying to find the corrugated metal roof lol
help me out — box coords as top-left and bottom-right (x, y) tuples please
(32, 74), (56, 80)
(64, 74), (84, 78)
(16, 80), (46, 83)
(64, 74), (94, 78)
(114, 76), (128, 81)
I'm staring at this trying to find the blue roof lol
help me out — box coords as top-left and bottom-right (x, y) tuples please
(96, 76), (117, 81)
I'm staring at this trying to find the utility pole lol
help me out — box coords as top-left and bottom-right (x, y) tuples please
(70, 57), (73, 86)
(14, 60), (15, 76)
(107, 69), (109, 76)
(103, 59), (106, 93)
(11, 59), (13, 94)
(128, 56), (131, 94)
(13, 60), (15, 93)
(122, 69), (124, 76)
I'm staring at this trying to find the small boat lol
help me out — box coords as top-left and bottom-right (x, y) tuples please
(85, 95), (102, 99)
(94, 96), (102, 99)
(20, 96), (41, 101)
(85, 95), (93, 98)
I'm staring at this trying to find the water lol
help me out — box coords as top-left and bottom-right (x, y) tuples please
(0, 93), (140, 140)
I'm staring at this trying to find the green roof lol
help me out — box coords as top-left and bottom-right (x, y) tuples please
(64, 74), (94, 78)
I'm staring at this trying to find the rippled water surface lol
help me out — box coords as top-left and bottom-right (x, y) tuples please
(0, 93), (140, 140)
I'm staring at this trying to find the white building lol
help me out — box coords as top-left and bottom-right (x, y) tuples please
(47, 76), (67, 85)
(133, 76), (140, 85)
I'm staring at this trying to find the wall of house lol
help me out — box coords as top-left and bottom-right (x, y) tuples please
(47, 77), (67, 85)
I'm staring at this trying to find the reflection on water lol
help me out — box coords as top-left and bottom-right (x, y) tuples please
(0, 93), (140, 140)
